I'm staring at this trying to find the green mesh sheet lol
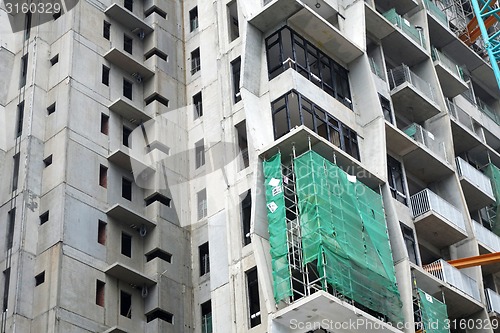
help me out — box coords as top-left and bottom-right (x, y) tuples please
(293, 150), (402, 322)
(263, 153), (293, 302)
(418, 289), (450, 333)
(484, 163), (500, 235)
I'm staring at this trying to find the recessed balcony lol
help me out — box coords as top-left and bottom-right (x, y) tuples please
(103, 48), (155, 80)
(486, 288), (500, 315)
(456, 157), (496, 211)
(473, 220), (500, 254)
(388, 65), (441, 123)
(431, 47), (468, 98)
(104, 3), (153, 35)
(448, 101), (485, 155)
(250, 0), (362, 64)
(372, 0), (418, 16)
(411, 261), (482, 318)
(410, 189), (467, 248)
(385, 122), (453, 183)
(365, 5), (428, 66)
(270, 291), (402, 333)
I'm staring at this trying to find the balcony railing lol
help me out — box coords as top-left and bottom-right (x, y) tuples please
(410, 189), (465, 231)
(402, 123), (447, 161)
(486, 288), (500, 314)
(456, 157), (495, 197)
(383, 9), (426, 48)
(431, 47), (465, 80)
(388, 65), (437, 103)
(369, 57), (385, 81)
(423, 259), (480, 301)
(477, 97), (500, 126)
(447, 100), (482, 137)
(424, 0), (448, 26)
(473, 220), (500, 252)
(202, 314), (213, 333)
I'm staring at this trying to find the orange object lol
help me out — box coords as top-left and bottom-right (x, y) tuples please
(447, 252), (500, 269)
(459, 0), (498, 46)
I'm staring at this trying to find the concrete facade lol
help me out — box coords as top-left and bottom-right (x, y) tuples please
(0, 0), (500, 332)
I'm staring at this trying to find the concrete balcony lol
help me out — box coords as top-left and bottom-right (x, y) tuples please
(424, 259), (480, 301)
(105, 261), (156, 287)
(486, 288), (500, 315)
(103, 327), (128, 333)
(410, 189), (467, 248)
(106, 203), (157, 231)
(269, 291), (402, 333)
(412, 261), (482, 318)
(370, 0), (418, 16)
(103, 48), (155, 80)
(424, 0), (448, 27)
(431, 47), (468, 98)
(456, 157), (496, 211)
(108, 147), (155, 179)
(473, 220), (500, 253)
(385, 122), (453, 183)
(260, 126), (383, 189)
(108, 98), (153, 124)
(250, 0), (362, 64)
(448, 101), (485, 155)
(365, 6), (427, 66)
(388, 65), (441, 123)
(104, 3), (153, 35)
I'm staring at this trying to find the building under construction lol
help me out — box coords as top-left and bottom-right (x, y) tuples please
(0, 0), (500, 332)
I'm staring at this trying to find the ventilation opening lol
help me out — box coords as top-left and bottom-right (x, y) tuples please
(98, 220), (107, 245)
(39, 211), (49, 225)
(120, 290), (132, 318)
(35, 272), (45, 286)
(43, 155), (53, 167)
(96, 280), (105, 306)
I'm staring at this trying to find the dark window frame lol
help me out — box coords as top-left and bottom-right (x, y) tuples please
(201, 300), (212, 333)
(400, 223), (419, 265)
(193, 92), (203, 119)
(191, 48), (201, 74)
(195, 139), (205, 169)
(271, 90), (360, 160)
(123, 78), (133, 100)
(197, 189), (207, 220)
(121, 232), (132, 258)
(387, 155), (407, 205)
(246, 267), (261, 327)
(199, 242), (210, 276)
(16, 102), (24, 137)
(189, 7), (198, 32)
(102, 65), (110, 86)
(123, 34), (133, 54)
(103, 21), (111, 40)
(120, 290), (132, 318)
(231, 57), (241, 103)
(122, 177), (132, 201)
(265, 26), (352, 109)
(241, 190), (251, 246)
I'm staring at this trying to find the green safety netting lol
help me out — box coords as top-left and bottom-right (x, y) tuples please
(263, 153), (293, 302)
(292, 150), (402, 322)
(418, 289), (450, 333)
(484, 163), (500, 235)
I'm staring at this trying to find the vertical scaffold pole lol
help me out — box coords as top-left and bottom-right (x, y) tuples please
(470, 0), (500, 89)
